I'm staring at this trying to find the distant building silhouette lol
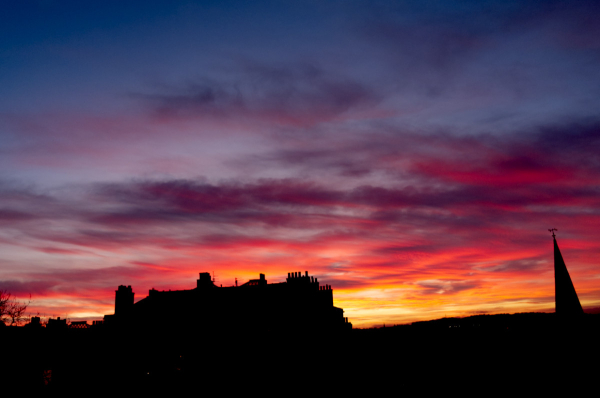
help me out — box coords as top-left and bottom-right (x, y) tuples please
(24, 316), (42, 328)
(552, 231), (584, 316)
(115, 285), (134, 316)
(47, 317), (67, 329)
(69, 321), (89, 329)
(104, 271), (352, 331)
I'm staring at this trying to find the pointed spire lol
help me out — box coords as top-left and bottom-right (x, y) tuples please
(551, 230), (584, 316)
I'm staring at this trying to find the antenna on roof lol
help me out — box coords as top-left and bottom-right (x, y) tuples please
(548, 228), (557, 238)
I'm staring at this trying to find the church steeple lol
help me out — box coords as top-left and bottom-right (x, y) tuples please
(550, 229), (584, 316)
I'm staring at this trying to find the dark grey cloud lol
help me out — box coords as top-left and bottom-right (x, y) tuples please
(0, 265), (160, 299)
(0, 280), (55, 297)
(475, 258), (546, 274)
(0, 209), (37, 222)
(133, 63), (381, 127)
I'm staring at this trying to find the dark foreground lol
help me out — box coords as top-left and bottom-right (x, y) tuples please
(3, 312), (599, 393)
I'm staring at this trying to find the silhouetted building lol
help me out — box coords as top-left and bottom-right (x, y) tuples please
(24, 316), (42, 328)
(553, 232), (584, 316)
(105, 271), (351, 332)
(47, 317), (67, 329)
(115, 285), (134, 316)
(69, 321), (89, 329)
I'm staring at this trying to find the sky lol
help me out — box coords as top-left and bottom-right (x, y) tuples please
(1, 0), (600, 327)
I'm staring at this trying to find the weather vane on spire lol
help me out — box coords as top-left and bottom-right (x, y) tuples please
(548, 228), (557, 238)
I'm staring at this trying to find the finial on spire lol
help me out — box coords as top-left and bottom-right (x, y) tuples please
(548, 228), (557, 238)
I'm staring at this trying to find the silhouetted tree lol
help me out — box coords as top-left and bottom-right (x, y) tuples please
(0, 290), (30, 326)
(0, 290), (8, 324)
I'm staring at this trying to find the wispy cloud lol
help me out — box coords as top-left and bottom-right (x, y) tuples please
(132, 63), (381, 127)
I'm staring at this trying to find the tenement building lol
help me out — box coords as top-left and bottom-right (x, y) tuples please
(104, 271), (352, 332)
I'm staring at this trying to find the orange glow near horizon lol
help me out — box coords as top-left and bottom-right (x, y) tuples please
(18, 233), (600, 328)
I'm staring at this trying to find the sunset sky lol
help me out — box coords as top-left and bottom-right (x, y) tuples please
(1, 0), (600, 327)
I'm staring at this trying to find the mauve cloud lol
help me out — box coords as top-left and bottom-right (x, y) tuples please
(133, 63), (381, 127)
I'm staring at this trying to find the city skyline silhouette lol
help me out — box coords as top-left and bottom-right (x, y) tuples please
(6, 231), (594, 329)
(4, 230), (590, 331)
